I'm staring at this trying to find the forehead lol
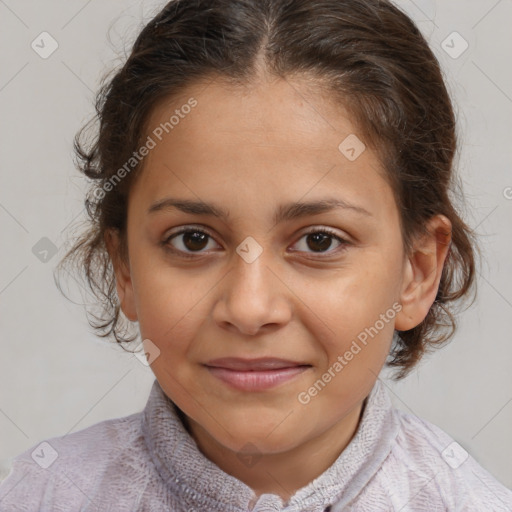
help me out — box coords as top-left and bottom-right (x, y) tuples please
(147, 76), (360, 151)
(130, 76), (396, 223)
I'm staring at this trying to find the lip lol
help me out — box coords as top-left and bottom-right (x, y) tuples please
(205, 357), (309, 370)
(204, 358), (312, 391)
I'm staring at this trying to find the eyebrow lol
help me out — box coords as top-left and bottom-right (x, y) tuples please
(147, 197), (372, 224)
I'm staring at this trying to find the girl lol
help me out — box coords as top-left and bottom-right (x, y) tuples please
(1, 0), (511, 510)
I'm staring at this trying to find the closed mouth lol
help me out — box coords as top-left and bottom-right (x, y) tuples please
(204, 357), (311, 371)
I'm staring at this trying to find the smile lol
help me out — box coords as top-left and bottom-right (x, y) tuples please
(203, 358), (312, 391)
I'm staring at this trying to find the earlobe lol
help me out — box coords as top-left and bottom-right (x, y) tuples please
(104, 229), (138, 322)
(395, 215), (452, 331)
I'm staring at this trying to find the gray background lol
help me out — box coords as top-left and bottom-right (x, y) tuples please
(1, 0), (511, 489)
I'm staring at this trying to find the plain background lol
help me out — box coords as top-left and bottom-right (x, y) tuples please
(1, 0), (511, 489)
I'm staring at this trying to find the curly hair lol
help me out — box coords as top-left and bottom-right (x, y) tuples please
(55, 0), (478, 379)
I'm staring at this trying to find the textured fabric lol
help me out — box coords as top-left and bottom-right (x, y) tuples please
(0, 378), (511, 511)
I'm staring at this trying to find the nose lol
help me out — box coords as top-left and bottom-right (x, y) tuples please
(212, 247), (292, 336)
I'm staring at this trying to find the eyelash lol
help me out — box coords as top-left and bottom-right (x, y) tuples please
(161, 225), (350, 260)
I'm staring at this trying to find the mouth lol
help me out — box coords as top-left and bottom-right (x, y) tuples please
(203, 357), (312, 391)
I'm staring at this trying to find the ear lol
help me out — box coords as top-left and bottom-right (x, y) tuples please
(104, 229), (138, 322)
(394, 214), (452, 331)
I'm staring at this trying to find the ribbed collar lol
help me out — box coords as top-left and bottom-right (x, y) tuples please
(141, 377), (399, 512)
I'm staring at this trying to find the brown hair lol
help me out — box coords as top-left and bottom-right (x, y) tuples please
(55, 0), (477, 379)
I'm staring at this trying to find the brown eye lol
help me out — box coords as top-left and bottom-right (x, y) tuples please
(305, 232), (334, 252)
(179, 231), (209, 251)
(291, 228), (348, 255)
(163, 228), (219, 257)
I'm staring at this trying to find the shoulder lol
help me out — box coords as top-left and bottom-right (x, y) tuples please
(374, 406), (512, 510)
(0, 411), (146, 511)
(12, 410), (144, 469)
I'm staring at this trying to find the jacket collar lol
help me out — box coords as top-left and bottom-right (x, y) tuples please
(141, 377), (399, 511)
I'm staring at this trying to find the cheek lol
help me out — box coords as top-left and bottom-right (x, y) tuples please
(303, 300), (396, 419)
(303, 256), (401, 346)
(131, 260), (206, 352)
(297, 261), (401, 406)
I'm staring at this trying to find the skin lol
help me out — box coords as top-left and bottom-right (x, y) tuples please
(106, 73), (452, 502)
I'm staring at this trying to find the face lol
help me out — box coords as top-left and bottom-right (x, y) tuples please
(110, 75), (433, 457)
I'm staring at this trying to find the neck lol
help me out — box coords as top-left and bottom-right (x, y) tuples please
(184, 399), (365, 503)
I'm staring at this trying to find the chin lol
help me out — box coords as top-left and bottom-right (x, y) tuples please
(209, 418), (306, 455)
(227, 433), (301, 456)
